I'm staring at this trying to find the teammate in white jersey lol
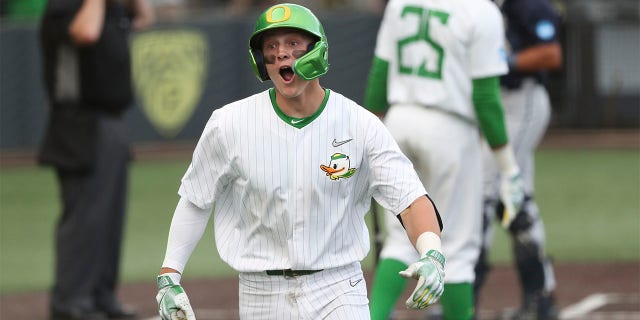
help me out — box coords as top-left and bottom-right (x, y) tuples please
(154, 4), (446, 320)
(364, 0), (525, 319)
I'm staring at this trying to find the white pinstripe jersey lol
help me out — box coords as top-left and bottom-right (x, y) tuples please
(374, 0), (508, 122)
(179, 88), (426, 272)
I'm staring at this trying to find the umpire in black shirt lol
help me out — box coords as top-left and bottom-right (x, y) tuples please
(38, 1), (154, 319)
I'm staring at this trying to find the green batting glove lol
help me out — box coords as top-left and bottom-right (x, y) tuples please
(399, 249), (445, 309)
(156, 274), (196, 320)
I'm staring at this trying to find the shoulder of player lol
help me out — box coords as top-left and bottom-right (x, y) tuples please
(324, 90), (382, 127)
(326, 90), (365, 114)
(503, 0), (560, 39)
(511, 0), (560, 23)
(212, 89), (270, 115)
(440, 0), (501, 26)
(468, 0), (503, 17)
(200, 89), (270, 135)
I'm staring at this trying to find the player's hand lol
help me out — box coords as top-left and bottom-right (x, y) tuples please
(499, 170), (525, 228)
(399, 249), (445, 310)
(156, 274), (196, 320)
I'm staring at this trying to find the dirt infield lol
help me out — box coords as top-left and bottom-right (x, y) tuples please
(537, 129), (639, 150)
(1, 262), (638, 320)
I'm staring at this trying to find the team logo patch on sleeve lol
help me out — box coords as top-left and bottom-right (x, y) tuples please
(320, 153), (357, 180)
(535, 20), (556, 40)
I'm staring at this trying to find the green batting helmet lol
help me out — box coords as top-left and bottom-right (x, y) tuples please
(249, 3), (329, 82)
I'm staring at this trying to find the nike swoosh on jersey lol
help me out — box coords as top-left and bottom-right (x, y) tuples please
(332, 138), (353, 147)
(291, 118), (304, 124)
(349, 278), (363, 287)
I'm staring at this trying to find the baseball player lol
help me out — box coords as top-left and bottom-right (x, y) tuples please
(474, 0), (563, 319)
(154, 3), (446, 319)
(363, 0), (525, 319)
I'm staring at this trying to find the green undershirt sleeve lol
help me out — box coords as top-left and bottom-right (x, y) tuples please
(364, 57), (390, 115)
(472, 76), (509, 148)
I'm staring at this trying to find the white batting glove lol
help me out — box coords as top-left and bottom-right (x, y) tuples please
(499, 170), (525, 228)
(156, 273), (196, 320)
(399, 249), (445, 310)
(492, 143), (525, 228)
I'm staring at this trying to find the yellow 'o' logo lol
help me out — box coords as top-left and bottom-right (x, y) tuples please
(266, 6), (291, 23)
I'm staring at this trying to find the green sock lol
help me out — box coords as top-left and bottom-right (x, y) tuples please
(369, 258), (408, 320)
(440, 282), (474, 320)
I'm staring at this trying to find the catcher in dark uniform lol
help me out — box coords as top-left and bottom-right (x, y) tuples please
(475, 0), (563, 319)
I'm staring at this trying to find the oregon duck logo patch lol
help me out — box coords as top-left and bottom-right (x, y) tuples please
(320, 153), (357, 180)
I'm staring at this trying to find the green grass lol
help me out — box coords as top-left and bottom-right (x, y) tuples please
(0, 166), (58, 292)
(1, 149), (638, 294)
(488, 149), (640, 264)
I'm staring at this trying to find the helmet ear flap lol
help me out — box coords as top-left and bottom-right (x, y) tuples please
(293, 40), (329, 80)
(250, 49), (270, 81)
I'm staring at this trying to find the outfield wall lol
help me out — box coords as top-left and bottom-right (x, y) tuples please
(1, 6), (638, 151)
(0, 13), (381, 150)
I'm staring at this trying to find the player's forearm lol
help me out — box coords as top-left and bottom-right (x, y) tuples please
(511, 42), (563, 72)
(160, 267), (181, 275)
(399, 195), (441, 253)
(161, 197), (212, 273)
(364, 57), (390, 116)
(472, 76), (509, 148)
(491, 143), (519, 175)
(131, 0), (155, 31)
(69, 0), (106, 46)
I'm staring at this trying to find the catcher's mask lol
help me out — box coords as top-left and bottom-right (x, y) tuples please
(249, 3), (329, 82)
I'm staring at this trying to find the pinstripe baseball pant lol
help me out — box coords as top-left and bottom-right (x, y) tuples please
(238, 261), (370, 320)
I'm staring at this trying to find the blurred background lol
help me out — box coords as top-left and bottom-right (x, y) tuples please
(0, 0), (638, 153)
(0, 0), (638, 310)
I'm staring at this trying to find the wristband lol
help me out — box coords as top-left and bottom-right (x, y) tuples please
(493, 143), (519, 175)
(415, 231), (442, 257)
(158, 272), (182, 289)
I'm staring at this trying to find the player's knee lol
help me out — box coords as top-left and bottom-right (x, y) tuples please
(513, 235), (540, 262)
(508, 195), (536, 234)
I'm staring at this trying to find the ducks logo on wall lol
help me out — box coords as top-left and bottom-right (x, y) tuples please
(320, 153), (357, 180)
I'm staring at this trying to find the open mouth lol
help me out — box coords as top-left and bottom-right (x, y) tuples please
(280, 66), (295, 82)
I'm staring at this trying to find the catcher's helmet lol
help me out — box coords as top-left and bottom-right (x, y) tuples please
(249, 3), (329, 81)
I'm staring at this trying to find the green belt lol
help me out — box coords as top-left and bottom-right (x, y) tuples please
(265, 269), (323, 277)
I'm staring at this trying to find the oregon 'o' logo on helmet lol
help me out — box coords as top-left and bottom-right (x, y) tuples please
(265, 5), (291, 23)
(248, 3), (329, 82)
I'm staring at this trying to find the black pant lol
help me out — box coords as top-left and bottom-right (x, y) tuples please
(50, 114), (130, 312)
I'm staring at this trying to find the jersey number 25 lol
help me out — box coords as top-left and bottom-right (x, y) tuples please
(398, 6), (449, 80)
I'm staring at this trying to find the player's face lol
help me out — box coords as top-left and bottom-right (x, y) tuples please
(261, 28), (316, 98)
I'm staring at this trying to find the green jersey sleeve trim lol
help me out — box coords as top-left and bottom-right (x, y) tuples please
(472, 76), (508, 147)
(364, 57), (389, 115)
